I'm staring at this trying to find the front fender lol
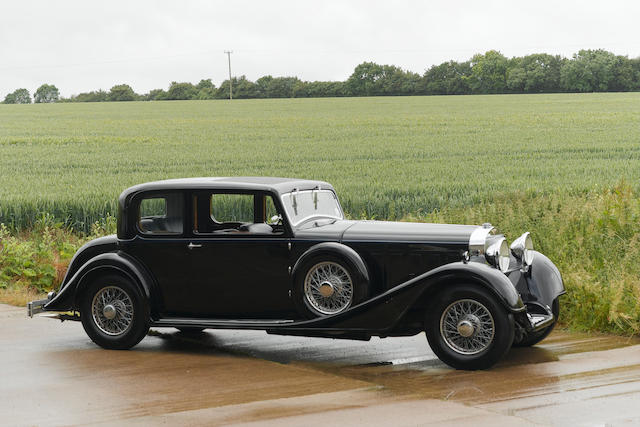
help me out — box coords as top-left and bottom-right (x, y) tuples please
(507, 251), (565, 309)
(269, 261), (524, 334)
(44, 251), (158, 316)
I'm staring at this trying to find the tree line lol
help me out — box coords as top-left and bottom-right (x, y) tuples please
(3, 49), (640, 104)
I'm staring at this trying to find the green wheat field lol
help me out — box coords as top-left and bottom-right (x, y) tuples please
(1, 93), (639, 230)
(2, 93), (640, 333)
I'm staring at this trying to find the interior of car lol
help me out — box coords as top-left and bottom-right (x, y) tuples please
(194, 191), (284, 235)
(138, 193), (184, 234)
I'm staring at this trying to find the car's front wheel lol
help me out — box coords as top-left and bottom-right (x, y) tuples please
(425, 284), (514, 370)
(80, 274), (149, 350)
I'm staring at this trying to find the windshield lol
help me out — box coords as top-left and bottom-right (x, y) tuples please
(281, 189), (343, 226)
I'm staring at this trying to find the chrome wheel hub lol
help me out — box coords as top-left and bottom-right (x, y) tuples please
(304, 261), (353, 315)
(440, 299), (495, 355)
(91, 286), (134, 336)
(318, 281), (335, 297)
(457, 317), (477, 337)
(103, 304), (116, 320)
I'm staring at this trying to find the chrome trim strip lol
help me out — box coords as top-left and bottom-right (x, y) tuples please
(153, 318), (296, 327)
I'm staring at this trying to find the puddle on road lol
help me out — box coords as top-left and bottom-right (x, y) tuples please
(145, 327), (640, 369)
(319, 330), (640, 405)
(142, 327), (640, 408)
(33, 334), (373, 424)
(8, 303), (640, 426)
(534, 330), (640, 355)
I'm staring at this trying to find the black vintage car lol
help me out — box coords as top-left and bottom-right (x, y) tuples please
(28, 177), (564, 370)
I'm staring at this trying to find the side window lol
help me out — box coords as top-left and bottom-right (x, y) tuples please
(210, 194), (254, 224)
(138, 194), (183, 235)
(195, 192), (284, 235)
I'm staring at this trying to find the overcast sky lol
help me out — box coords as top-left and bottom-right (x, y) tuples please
(1, 0), (639, 97)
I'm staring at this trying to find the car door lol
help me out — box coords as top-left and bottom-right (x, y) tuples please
(184, 191), (295, 318)
(120, 191), (193, 316)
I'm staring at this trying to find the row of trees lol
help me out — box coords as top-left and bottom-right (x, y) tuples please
(4, 50), (640, 103)
(3, 84), (59, 104)
(421, 50), (640, 95)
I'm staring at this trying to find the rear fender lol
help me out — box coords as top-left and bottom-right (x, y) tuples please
(44, 252), (158, 316)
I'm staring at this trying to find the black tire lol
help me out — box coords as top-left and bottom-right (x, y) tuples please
(425, 284), (515, 370)
(513, 298), (560, 347)
(293, 254), (369, 319)
(80, 274), (150, 350)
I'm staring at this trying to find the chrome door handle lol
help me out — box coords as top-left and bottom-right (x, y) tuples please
(187, 242), (202, 250)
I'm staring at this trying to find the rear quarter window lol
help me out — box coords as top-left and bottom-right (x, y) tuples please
(138, 194), (183, 235)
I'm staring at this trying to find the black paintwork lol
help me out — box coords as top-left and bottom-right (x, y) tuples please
(508, 251), (566, 309)
(44, 177), (565, 338)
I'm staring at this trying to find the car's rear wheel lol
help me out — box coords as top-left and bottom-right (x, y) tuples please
(425, 284), (514, 370)
(513, 298), (560, 347)
(80, 274), (149, 350)
(293, 255), (368, 318)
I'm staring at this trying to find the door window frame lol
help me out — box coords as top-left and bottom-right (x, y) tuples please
(191, 189), (293, 238)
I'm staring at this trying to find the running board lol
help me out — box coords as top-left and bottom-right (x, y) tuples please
(151, 317), (296, 330)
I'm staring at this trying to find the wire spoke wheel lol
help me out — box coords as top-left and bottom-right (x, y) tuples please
(91, 286), (135, 336)
(304, 261), (353, 315)
(440, 298), (495, 355)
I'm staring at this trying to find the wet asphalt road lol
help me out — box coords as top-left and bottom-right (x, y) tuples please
(2, 303), (640, 426)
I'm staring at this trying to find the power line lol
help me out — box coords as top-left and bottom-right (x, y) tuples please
(224, 50), (233, 100)
(2, 44), (638, 72)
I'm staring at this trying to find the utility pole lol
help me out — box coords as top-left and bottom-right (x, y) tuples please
(224, 50), (233, 100)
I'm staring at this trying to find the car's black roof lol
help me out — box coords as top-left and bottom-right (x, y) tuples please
(119, 177), (335, 201)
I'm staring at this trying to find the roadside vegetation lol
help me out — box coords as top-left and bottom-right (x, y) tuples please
(417, 183), (640, 335)
(0, 217), (115, 305)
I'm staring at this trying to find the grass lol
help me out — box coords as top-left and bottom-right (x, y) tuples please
(1, 93), (639, 230)
(1, 93), (640, 334)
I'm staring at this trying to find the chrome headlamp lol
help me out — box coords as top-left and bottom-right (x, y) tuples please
(510, 232), (534, 266)
(469, 224), (510, 273)
(486, 237), (510, 273)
